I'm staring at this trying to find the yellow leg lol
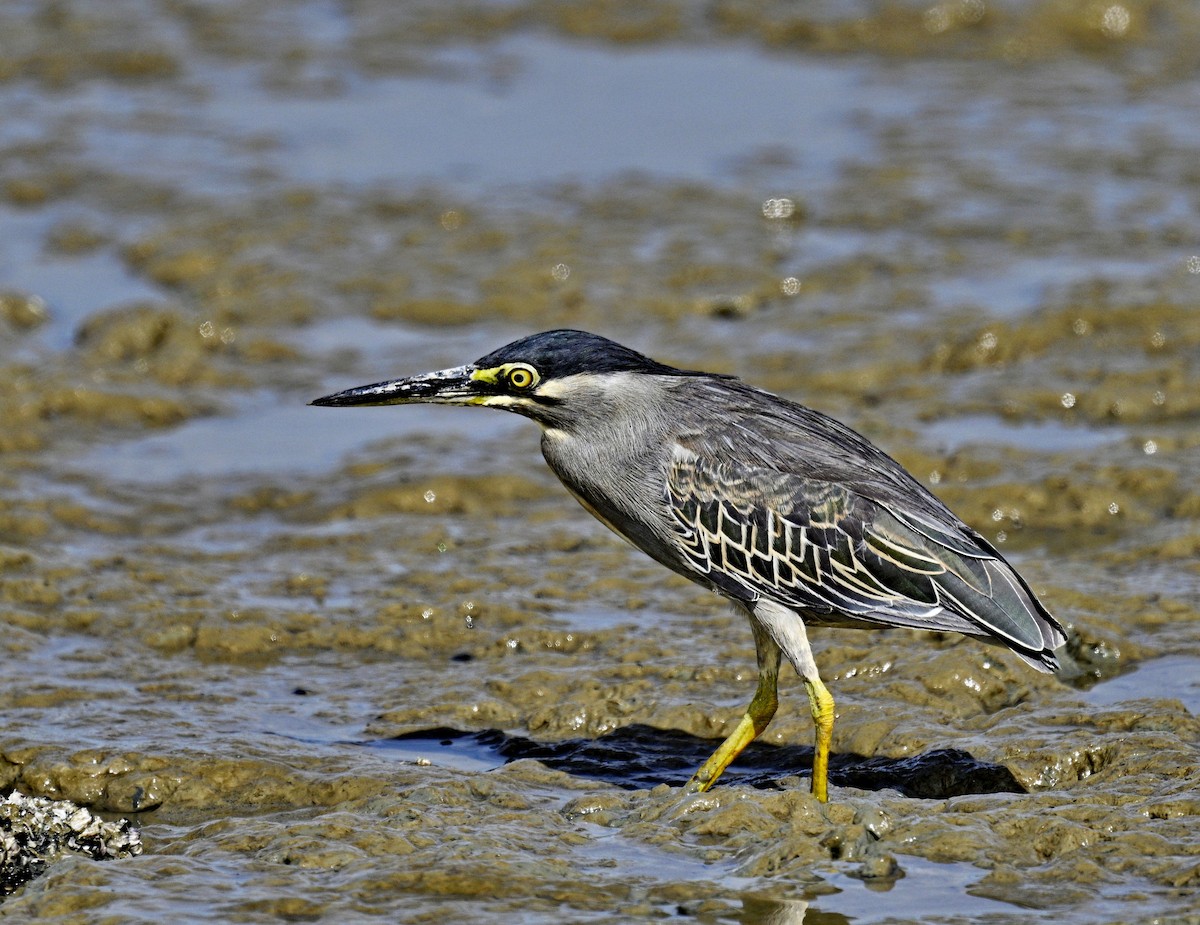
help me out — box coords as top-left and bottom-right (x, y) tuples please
(804, 676), (835, 803)
(752, 599), (836, 802)
(686, 625), (781, 793)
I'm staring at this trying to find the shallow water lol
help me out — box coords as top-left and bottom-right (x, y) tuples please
(2, 0), (1199, 922)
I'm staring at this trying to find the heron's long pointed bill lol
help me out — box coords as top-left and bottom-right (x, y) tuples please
(310, 364), (478, 407)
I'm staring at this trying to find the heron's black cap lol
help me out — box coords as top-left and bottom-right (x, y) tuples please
(476, 329), (701, 379)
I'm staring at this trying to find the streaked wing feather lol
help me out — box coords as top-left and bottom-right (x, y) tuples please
(666, 445), (1055, 656)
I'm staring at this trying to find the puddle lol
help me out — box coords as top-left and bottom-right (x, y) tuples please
(4, 637), (378, 755)
(205, 36), (911, 191)
(815, 857), (1019, 923)
(0, 36), (911, 200)
(363, 729), (510, 776)
(71, 389), (525, 484)
(1081, 655), (1200, 714)
(925, 254), (1163, 319)
(0, 205), (162, 352)
(574, 830), (754, 897)
(553, 603), (636, 631)
(923, 414), (1124, 454)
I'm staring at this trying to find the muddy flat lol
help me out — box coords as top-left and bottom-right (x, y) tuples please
(1, 2), (1198, 921)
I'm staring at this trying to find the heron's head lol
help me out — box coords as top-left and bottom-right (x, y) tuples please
(311, 329), (707, 429)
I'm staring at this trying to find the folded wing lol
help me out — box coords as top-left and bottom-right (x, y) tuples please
(666, 445), (1064, 671)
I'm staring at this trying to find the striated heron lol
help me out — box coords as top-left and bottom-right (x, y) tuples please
(312, 329), (1068, 801)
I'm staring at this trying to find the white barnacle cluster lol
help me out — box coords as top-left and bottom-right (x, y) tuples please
(1, 791), (143, 896)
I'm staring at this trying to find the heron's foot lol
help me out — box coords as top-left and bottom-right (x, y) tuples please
(684, 638), (781, 796)
(682, 710), (760, 795)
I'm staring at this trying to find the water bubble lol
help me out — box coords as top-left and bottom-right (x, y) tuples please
(780, 276), (801, 296)
(198, 320), (215, 339)
(440, 210), (462, 231)
(923, 4), (953, 34)
(423, 490), (436, 503)
(505, 638), (518, 649)
(761, 197), (795, 220)
(1187, 255), (1200, 274)
(991, 509), (1004, 522)
(1152, 390), (1165, 406)
(437, 542), (447, 553)
(464, 615), (474, 629)
(551, 262), (571, 281)
(1072, 318), (1091, 336)
(1108, 501), (1120, 515)
(1143, 440), (1158, 455)
(1099, 4), (1130, 37)
(928, 470), (942, 485)
(1061, 392), (1076, 409)
(995, 531), (1007, 544)
(978, 331), (998, 352)
(422, 608), (434, 619)
(1149, 331), (1165, 348)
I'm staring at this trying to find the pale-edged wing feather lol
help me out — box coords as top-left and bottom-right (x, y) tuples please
(665, 440), (1062, 669)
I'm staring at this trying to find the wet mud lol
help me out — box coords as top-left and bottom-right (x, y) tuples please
(1, 0), (1199, 922)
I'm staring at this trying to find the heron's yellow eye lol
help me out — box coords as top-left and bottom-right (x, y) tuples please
(506, 365), (538, 390)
